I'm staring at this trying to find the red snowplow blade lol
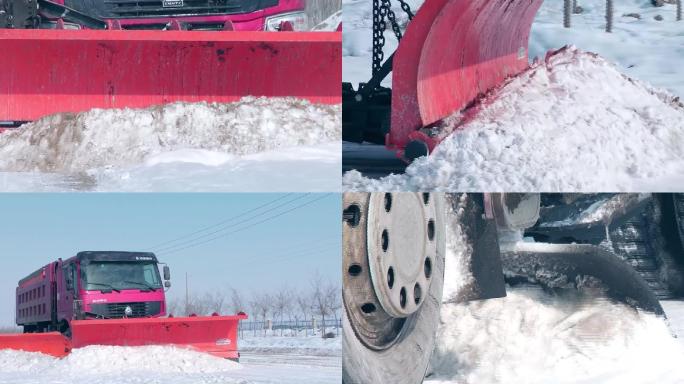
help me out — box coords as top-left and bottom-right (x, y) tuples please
(389, 0), (543, 155)
(0, 332), (71, 357)
(0, 30), (341, 122)
(70, 314), (248, 359)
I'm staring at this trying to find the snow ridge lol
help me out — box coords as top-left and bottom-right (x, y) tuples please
(0, 97), (341, 173)
(344, 47), (684, 191)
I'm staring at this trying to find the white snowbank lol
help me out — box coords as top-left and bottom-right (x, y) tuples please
(343, 47), (684, 191)
(427, 287), (684, 384)
(0, 98), (341, 191)
(0, 98), (340, 173)
(0, 345), (241, 384)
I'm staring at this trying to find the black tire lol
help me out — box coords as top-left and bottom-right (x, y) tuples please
(342, 193), (445, 384)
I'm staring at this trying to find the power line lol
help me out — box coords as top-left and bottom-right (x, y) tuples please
(154, 194), (311, 253)
(145, 193), (295, 251)
(158, 194), (334, 256)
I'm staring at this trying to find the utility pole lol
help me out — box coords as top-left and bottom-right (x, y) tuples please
(185, 272), (189, 315)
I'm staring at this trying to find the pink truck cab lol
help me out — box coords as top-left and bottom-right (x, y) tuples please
(51, 0), (308, 31)
(16, 251), (171, 334)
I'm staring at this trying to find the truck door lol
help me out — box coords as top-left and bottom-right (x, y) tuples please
(57, 262), (78, 321)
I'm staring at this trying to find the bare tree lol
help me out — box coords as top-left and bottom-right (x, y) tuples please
(250, 292), (272, 334)
(326, 283), (342, 326)
(207, 291), (226, 315)
(311, 272), (339, 337)
(295, 289), (312, 333)
(272, 286), (292, 335)
(186, 293), (211, 316)
(229, 287), (246, 313)
(606, 0), (613, 33)
(564, 0), (573, 27)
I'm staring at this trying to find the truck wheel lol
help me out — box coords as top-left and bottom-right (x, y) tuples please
(342, 193), (445, 384)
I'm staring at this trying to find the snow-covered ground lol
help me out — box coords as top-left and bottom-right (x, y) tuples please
(423, 205), (684, 383)
(531, 0), (684, 97)
(342, 0), (684, 191)
(0, 98), (341, 192)
(0, 334), (341, 384)
(239, 331), (342, 356)
(343, 47), (684, 191)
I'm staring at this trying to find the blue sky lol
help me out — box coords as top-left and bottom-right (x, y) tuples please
(0, 193), (340, 326)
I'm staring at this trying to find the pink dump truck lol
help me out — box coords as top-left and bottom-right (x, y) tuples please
(9, 251), (246, 360)
(17, 251), (170, 334)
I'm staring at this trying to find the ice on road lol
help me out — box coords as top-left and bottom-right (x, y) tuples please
(343, 47), (684, 191)
(0, 97), (341, 192)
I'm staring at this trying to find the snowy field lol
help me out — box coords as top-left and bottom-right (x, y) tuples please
(0, 334), (341, 384)
(0, 98), (341, 192)
(422, 205), (684, 384)
(342, 0), (684, 191)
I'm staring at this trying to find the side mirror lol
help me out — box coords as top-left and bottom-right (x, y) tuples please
(163, 266), (171, 281)
(164, 281), (171, 288)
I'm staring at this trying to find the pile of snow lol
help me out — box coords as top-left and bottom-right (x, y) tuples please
(426, 287), (684, 384)
(0, 345), (240, 384)
(0, 98), (340, 173)
(343, 47), (684, 191)
(429, 201), (684, 383)
(0, 98), (341, 191)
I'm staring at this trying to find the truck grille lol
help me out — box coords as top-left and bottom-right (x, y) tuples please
(65, 0), (278, 19)
(89, 301), (162, 318)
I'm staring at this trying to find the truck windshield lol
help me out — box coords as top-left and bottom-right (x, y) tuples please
(83, 262), (162, 291)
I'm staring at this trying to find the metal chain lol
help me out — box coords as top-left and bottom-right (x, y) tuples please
(382, 0), (403, 41)
(372, 0), (386, 75)
(371, 0), (415, 76)
(396, 0), (415, 20)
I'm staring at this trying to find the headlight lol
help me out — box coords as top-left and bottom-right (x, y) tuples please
(265, 12), (309, 31)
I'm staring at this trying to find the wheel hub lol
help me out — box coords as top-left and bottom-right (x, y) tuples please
(367, 193), (437, 317)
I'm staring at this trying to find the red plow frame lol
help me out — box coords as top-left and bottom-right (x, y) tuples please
(0, 30), (341, 123)
(0, 314), (247, 360)
(388, 0), (543, 156)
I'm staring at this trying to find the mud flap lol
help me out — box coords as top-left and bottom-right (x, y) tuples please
(0, 30), (341, 122)
(70, 314), (247, 359)
(502, 243), (664, 315)
(389, 0), (543, 155)
(449, 193), (507, 303)
(0, 332), (71, 357)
